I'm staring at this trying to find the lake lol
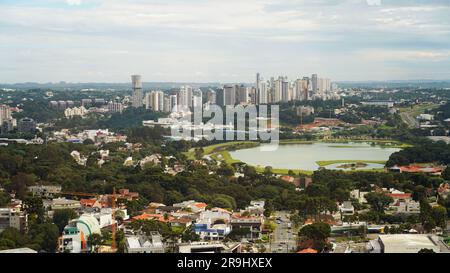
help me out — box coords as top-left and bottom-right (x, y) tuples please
(228, 142), (401, 171)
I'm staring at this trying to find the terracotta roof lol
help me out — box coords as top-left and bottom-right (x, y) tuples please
(193, 203), (207, 208)
(80, 199), (97, 206)
(297, 248), (318, 253)
(388, 193), (412, 199)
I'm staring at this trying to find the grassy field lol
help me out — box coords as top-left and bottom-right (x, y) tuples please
(315, 160), (387, 167)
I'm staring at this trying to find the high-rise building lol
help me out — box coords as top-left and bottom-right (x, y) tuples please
(273, 77), (283, 103)
(131, 75), (143, 108)
(302, 77), (310, 101)
(163, 96), (171, 112)
(216, 89), (224, 106)
(169, 95), (178, 112)
(237, 85), (249, 104)
(178, 86), (193, 109)
(256, 73), (261, 105)
(0, 105), (12, 124)
(223, 85), (236, 106)
(258, 81), (268, 104)
(107, 102), (124, 113)
(145, 91), (164, 112)
(281, 80), (289, 102)
(311, 74), (318, 95)
(206, 90), (216, 105)
(192, 89), (203, 108)
(17, 117), (36, 133)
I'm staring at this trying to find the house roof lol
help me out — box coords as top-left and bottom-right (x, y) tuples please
(297, 248), (318, 253)
(388, 193), (412, 199)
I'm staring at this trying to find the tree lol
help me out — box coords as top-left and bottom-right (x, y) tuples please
(87, 233), (104, 253)
(194, 148), (204, 160)
(420, 201), (436, 232)
(53, 209), (77, 232)
(0, 191), (11, 207)
(432, 205), (447, 229)
(181, 225), (200, 242)
(264, 166), (273, 176)
(418, 248), (435, 253)
(364, 192), (394, 214)
(23, 196), (45, 222)
(298, 222), (331, 251)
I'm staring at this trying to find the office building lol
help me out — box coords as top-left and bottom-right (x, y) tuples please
(17, 117), (36, 133)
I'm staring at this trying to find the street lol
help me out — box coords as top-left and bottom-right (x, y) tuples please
(266, 211), (297, 253)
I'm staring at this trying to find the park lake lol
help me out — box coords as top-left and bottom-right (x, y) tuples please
(228, 142), (402, 171)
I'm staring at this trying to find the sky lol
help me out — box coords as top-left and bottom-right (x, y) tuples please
(1, 0), (450, 83)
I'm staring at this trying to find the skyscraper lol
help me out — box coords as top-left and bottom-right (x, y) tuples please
(131, 75), (143, 108)
(256, 73), (260, 105)
(311, 74), (318, 96)
(223, 85), (236, 106)
(258, 81), (268, 104)
(281, 80), (289, 102)
(0, 104), (12, 124)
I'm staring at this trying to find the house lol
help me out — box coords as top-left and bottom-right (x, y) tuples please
(80, 199), (102, 209)
(125, 232), (165, 253)
(350, 189), (368, 204)
(230, 214), (264, 240)
(0, 207), (28, 233)
(173, 200), (208, 213)
(340, 201), (355, 216)
(194, 210), (232, 240)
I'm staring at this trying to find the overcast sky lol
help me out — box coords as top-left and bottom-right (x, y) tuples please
(1, 0), (450, 83)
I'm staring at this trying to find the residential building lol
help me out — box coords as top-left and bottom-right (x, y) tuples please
(125, 232), (165, 253)
(0, 207), (28, 233)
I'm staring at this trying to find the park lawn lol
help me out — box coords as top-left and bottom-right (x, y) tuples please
(316, 160), (387, 167)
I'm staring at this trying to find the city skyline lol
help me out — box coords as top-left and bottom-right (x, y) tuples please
(1, 0), (450, 83)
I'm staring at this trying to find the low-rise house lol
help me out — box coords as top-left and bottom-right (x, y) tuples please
(350, 189), (368, 204)
(340, 201), (355, 216)
(80, 199), (102, 209)
(125, 232), (165, 253)
(173, 200), (208, 213)
(139, 154), (162, 168)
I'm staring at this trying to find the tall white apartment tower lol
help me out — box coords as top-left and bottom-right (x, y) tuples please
(131, 75), (143, 108)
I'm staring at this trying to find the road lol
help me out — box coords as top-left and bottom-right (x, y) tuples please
(266, 211), (297, 253)
(400, 111), (419, 128)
